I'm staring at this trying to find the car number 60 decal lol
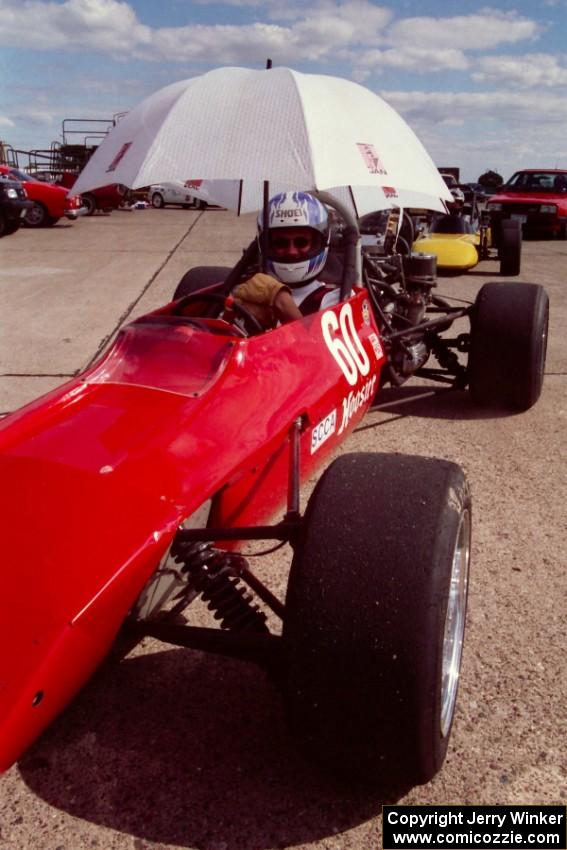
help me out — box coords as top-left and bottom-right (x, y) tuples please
(321, 303), (370, 386)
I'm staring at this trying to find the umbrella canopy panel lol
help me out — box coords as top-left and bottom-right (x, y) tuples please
(73, 66), (452, 209)
(182, 181), (448, 217)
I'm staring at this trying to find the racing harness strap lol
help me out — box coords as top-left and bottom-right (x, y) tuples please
(298, 285), (336, 315)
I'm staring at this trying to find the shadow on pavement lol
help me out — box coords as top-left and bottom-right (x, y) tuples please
(19, 647), (406, 849)
(361, 385), (518, 426)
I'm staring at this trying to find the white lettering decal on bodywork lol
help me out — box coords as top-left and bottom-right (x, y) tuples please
(311, 409), (337, 454)
(338, 375), (377, 435)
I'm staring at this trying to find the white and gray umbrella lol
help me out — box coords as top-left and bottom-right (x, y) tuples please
(73, 66), (451, 214)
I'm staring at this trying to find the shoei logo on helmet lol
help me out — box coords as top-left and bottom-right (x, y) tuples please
(383, 186), (398, 199)
(357, 143), (387, 176)
(106, 142), (132, 173)
(268, 192), (326, 228)
(274, 208), (305, 221)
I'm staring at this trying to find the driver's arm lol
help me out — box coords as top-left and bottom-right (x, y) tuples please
(233, 273), (302, 328)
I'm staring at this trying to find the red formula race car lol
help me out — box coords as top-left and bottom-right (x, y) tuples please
(0, 196), (549, 792)
(0, 165), (83, 227)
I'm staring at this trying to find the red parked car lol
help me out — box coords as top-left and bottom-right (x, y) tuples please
(0, 165), (83, 227)
(486, 169), (567, 238)
(56, 171), (127, 215)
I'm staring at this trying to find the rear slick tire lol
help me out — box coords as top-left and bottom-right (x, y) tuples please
(499, 219), (522, 276)
(468, 282), (548, 411)
(283, 452), (471, 791)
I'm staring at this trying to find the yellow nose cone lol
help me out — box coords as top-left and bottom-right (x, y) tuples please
(413, 234), (479, 270)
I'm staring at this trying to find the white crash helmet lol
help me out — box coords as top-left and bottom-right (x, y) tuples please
(258, 191), (330, 285)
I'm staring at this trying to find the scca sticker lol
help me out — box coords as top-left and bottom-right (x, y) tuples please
(311, 409), (337, 454)
(321, 303), (371, 386)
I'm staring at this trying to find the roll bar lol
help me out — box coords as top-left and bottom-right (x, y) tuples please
(313, 190), (361, 300)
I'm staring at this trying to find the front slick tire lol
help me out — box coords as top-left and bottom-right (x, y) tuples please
(469, 282), (549, 411)
(283, 453), (471, 792)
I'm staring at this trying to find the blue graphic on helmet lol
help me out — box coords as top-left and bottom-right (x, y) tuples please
(263, 192), (328, 229)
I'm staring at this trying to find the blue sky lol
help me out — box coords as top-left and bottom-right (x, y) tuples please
(1, 0), (566, 182)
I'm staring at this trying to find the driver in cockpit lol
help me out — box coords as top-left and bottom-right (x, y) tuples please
(232, 191), (340, 329)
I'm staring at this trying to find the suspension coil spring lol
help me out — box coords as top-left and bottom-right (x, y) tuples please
(170, 539), (269, 633)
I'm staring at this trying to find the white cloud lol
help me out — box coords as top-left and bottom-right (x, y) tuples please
(0, 0), (151, 53)
(289, 0), (392, 39)
(0, 0), (393, 61)
(0, 0), (546, 77)
(377, 89), (567, 179)
(473, 54), (567, 88)
(150, 22), (293, 63)
(148, 2), (393, 64)
(263, 0), (392, 31)
(0, 116), (16, 128)
(353, 46), (469, 75)
(382, 89), (567, 127)
(10, 108), (58, 126)
(387, 8), (542, 50)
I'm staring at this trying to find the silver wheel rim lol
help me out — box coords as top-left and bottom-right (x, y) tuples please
(538, 307), (549, 378)
(25, 204), (44, 226)
(440, 508), (470, 738)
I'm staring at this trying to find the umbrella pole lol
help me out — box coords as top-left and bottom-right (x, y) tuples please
(260, 60), (271, 270)
(262, 180), (270, 273)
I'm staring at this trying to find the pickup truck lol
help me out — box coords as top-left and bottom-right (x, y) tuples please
(0, 174), (32, 237)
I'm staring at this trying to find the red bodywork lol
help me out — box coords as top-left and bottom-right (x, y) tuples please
(0, 165), (82, 221)
(57, 171), (125, 211)
(488, 169), (567, 237)
(0, 289), (385, 772)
